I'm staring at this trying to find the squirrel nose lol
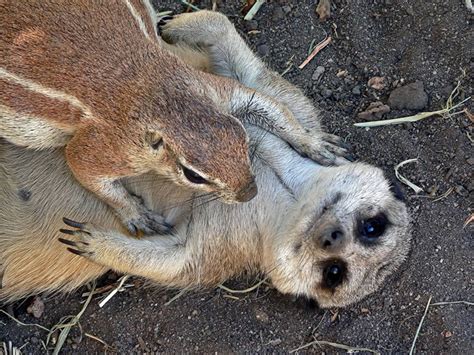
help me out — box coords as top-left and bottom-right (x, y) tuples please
(236, 179), (258, 202)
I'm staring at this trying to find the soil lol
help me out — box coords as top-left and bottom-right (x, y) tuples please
(1, 0), (473, 353)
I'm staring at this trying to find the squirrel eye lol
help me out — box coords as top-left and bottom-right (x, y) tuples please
(151, 138), (163, 150)
(181, 165), (208, 184)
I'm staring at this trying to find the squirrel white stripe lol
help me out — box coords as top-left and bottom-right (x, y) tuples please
(0, 67), (93, 120)
(123, 0), (152, 41)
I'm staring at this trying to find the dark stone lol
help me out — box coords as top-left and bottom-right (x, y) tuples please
(388, 81), (428, 110)
(245, 20), (258, 31)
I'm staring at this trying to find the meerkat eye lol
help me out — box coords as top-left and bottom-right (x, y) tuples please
(180, 165), (208, 185)
(322, 261), (346, 289)
(150, 138), (163, 150)
(360, 213), (388, 241)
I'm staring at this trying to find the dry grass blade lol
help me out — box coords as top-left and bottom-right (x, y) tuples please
(98, 275), (130, 308)
(0, 310), (50, 332)
(409, 296), (432, 355)
(432, 187), (454, 202)
(47, 281), (96, 355)
(464, 214), (474, 228)
(298, 36), (332, 69)
(290, 339), (380, 354)
(2, 341), (22, 355)
(281, 55), (295, 76)
(85, 333), (114, 350)
(179, 0), (200, 11)
(395, 159), (424, 194)
(244, 0), (265, 21)
(218, 279), (267, 294)
(164, 288), (188, 306)
(354, 82), (471, 128)
(431, 300), (473, 306)
(156, 10), (173, 17)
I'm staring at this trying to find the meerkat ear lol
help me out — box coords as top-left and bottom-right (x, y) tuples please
(385, 172), (405, 202)
(145, 130), (164, 150)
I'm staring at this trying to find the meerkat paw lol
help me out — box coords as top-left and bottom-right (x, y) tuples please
(294, 131), (355, 166)
(58, 217), (110, 262)
(158, 10), (232, 47)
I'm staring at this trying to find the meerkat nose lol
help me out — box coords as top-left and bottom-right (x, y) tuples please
(236, 179), (258, 202)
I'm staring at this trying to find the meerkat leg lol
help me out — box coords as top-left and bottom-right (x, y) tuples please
(58, 218), (192, 286)
(65, 127), (172, 236)
(159, 11), (352, 165)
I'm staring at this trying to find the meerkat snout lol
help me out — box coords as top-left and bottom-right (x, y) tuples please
(310, 213), (347, 252)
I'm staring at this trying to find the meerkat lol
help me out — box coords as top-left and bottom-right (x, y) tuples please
(0, 1), (350, 236)
(0, 11), (411, 307)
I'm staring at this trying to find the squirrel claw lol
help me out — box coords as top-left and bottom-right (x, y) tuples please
(124, 213), (174, 236)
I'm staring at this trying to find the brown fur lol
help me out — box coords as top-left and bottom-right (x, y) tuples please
(0, 10), (411, 307)
(0, 0), (259, 235)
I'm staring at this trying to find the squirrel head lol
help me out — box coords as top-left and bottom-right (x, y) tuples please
(135, 112), (257, 204)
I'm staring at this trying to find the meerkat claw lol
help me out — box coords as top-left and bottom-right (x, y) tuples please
(157, 15), (175, 35)
(58, 236), (77, 245)
(62, 217), (85, 229)
(58, 229), (75, 236)
(66, 248), (87, 256)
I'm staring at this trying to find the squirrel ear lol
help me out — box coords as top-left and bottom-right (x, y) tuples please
(145, 131), (164, 150)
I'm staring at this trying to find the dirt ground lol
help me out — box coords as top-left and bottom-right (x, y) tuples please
(1, 0), (473, 353)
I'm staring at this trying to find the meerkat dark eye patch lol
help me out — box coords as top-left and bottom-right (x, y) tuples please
(321, 260), (347, 289)
(181, 165), (208, 185)
(358, 213), (388, 243)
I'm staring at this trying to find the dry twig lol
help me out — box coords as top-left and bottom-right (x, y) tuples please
(298, 36), (332, 69)
(395, 159), (424, 194)
(409, 296), (432, 355)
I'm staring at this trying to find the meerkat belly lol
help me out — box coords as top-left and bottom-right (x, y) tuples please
(0, 75), (79, 149)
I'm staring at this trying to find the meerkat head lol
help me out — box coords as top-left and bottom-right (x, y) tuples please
(266, 163), (411, 308)
(140, 110), (257, 204)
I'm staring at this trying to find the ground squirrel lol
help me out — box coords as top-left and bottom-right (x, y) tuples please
(0, 1), (349, 236)
(0, 10), (411, 308)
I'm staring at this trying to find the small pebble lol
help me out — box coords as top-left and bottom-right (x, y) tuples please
(282, 5), (292, 14)
(257, 44), (269, 56)
(321, 88), (333, 98)
(272, 6), (284, 21)
(357, 101), (391, 120)
(352, 85), (361, 95)
(312, 66), (325, 82)
(368, 76), (386, 90)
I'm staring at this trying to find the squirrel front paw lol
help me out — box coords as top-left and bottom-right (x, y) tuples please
(116, 194), (173, 236)
(122, 209), (173, 236)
